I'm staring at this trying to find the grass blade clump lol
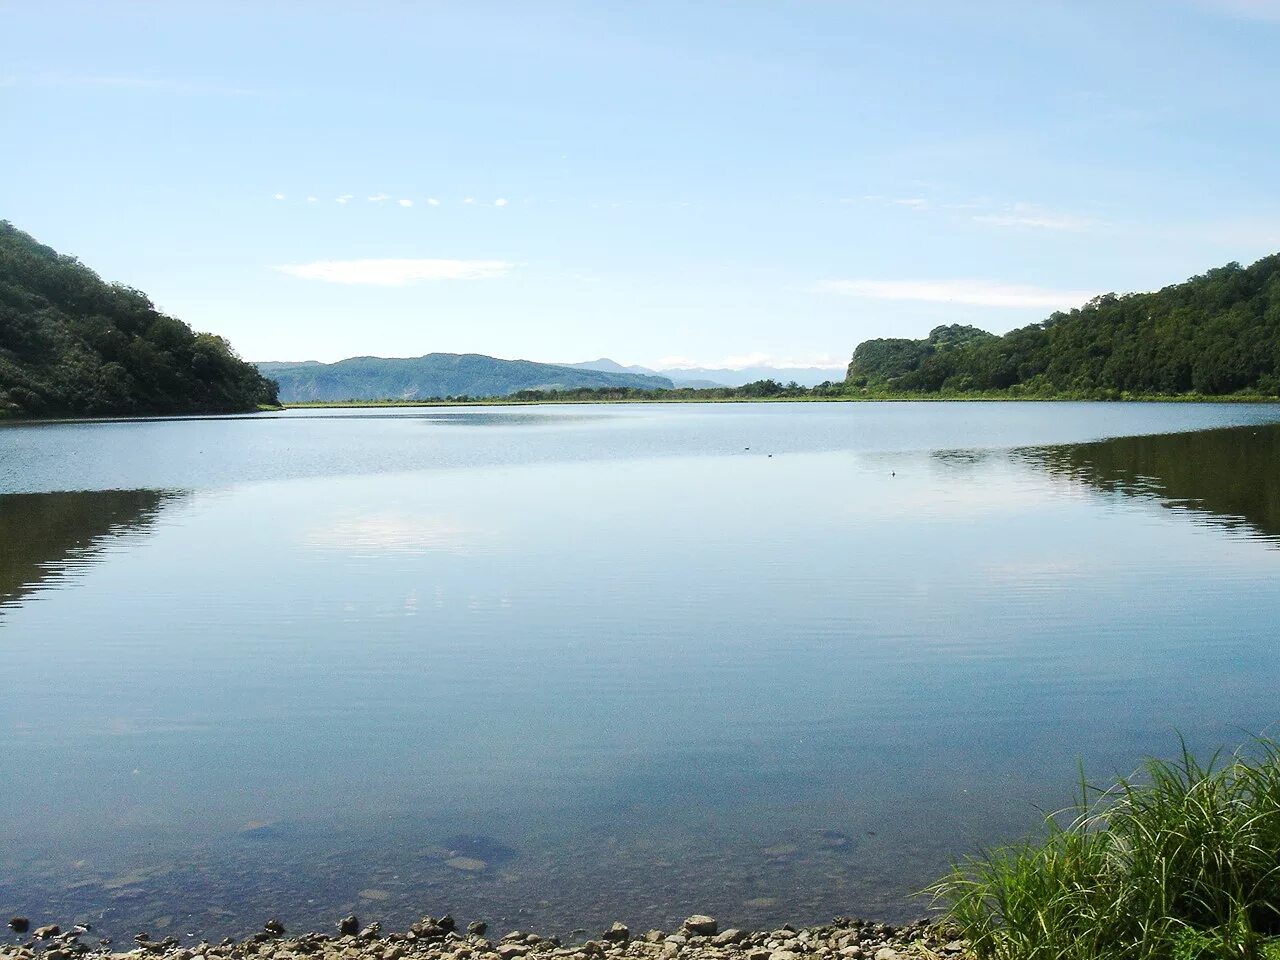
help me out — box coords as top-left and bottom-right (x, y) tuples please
(930, 738), (1280, 960)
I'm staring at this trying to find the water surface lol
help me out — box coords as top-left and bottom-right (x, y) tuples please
(3, 402), (1280, 940)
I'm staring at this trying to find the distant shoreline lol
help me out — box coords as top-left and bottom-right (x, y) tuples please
(4, 393), (1280, 425)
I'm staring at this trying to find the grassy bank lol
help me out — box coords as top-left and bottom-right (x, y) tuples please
(931, 739), (1280, 960)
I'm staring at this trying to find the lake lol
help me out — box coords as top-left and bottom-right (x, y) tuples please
(3, 401), (1280, 941)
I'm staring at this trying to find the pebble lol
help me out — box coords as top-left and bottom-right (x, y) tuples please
(0, 915), (961, 960)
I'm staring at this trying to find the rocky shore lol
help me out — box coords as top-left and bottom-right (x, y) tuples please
(4, 914), (967, 960)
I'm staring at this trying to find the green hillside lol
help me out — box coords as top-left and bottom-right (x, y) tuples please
(258, 354), (675, 402)
(0, 222), (277, 418)
(845, 255), (1280, 397)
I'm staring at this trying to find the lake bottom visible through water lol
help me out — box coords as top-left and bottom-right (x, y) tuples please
(3, 403), (1280, 940)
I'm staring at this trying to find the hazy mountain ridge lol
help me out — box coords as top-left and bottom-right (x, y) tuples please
(566, 358), (843, 388)
(258, 354), (675, 402)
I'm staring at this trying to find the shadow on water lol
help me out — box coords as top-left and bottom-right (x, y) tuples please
(1020, 422), (1280, 543)
(0, 488), (183, 609)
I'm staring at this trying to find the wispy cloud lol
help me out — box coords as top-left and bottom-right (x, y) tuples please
(858, 192), (1099, 232)
(1196, 0), (1280, 20)
(971, 203), (1095, 231)
(4, 74), (263, 96)
(820, 278), (1095, 308)
(397, 198), (414, 207)
(367, 193), (391, 203)
(335, 194), (354, 205)
(275, 258), (514, 286)
(855, 195), (930, 210)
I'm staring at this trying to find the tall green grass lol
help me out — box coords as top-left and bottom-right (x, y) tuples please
(930, 739), (1280, 960)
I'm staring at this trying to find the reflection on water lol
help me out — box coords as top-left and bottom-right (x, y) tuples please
(3, 405), (1280, 941)
(1024, 422), (1280, 543)
(0, 489), (180, 609)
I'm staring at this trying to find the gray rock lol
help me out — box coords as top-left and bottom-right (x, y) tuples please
(602, 923), (629, 943)
(497, 945), (529, 959)
(873, 950), (901, 960)
(467, 922), (488, 937)
(339, 917), (360, 937)
(7, 918), (29, 934)
(681, 917), (717, 937)
(264, 920), (286, 936)
(34, 925), (61, 939)
(713, 930), (744, 946)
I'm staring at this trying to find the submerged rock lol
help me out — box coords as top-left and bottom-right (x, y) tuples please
(6, 919), (28, 934)
(338, 916), (360, 937)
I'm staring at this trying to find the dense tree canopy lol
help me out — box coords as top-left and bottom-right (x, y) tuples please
(846, 256), (1280, 397)
(847, 324), (997, 382)
(0, 222), (277, 417)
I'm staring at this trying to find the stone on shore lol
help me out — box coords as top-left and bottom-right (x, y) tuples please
(682, 916), (718, 937)
(33, 925), (60, 939)
(339, 916), (360, 936)
(602, 923), (629, 943)
(5, 920), (28, 934)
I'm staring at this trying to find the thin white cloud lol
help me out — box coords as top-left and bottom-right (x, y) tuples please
(275, 258), (514, 286)
(368, 193), (391, 203)
(273, 193), (286, 201)
(857, 194), (930, 211)
(494, 198), (509, 207)
(426, 197), (441, 206)
(858, 192), (1099, 232)
(973, 213), (1093, 230)
(397, 198), (414, 207)
(820, 279), (1095, 309)
(306, 196), (318, 204)
(463, 197), (476, 205)
(336, 194), (354, 204)
(6, 74), (263, 96)
(1197, 0), (1280, 20)
(972, 203), (1095, 231)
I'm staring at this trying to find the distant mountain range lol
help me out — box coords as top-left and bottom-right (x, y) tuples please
(564, 358), (844, 388)
(257, 354), (674, 402)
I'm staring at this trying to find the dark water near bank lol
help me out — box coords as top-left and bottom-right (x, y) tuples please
(3, 402), (1280, 940)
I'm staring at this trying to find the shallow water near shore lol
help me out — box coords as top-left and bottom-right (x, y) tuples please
(4, 401), (1280, 940)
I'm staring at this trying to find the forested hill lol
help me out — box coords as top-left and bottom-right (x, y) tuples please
(0, 222), (278, 418)
(846, 254), (1280, 397)
(258, 355), (675, 402)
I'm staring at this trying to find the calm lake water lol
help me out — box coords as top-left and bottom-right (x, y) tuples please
(4, 401), (1280, 940)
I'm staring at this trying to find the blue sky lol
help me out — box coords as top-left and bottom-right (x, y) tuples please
(4, 1), (1279, 369)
